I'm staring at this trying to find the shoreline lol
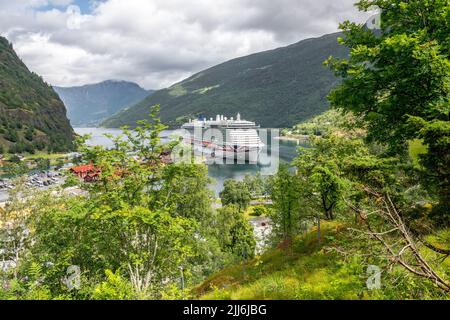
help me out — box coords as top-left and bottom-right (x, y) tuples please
(275, 135), (309, 142)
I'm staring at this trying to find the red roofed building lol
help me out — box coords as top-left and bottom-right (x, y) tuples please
(70, 164), (101, 182)
(70, 151), (173, 183)
(160, 150), (173, 165)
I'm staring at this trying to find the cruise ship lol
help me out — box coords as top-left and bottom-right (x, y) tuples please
(181, 113), (264, 163)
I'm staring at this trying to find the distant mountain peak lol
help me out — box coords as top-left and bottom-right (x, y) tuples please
(54, 80), (154, 127)
(101, 79), (136, 85)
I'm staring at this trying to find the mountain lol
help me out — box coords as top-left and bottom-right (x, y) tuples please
(54, 80), (153, 127)
(0, 36), (74, 154)
(102, 32), (348, 129)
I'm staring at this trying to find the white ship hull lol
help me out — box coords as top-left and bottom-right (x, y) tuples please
(186, 138), (262, 164)
(195, 144), (262, 164)
(181, 113), (264, 164)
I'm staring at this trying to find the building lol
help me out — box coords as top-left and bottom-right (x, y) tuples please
(71, 152), (173, 183)
(160, 150), (173, 165)
(70, 164), (100, 183)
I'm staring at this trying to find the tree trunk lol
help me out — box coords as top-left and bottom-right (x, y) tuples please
(317, 215), (321, 245)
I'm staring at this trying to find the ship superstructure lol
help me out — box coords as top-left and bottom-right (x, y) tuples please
(181, 113), (264, 163)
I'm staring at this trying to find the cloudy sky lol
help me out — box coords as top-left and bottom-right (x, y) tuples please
(0, 0), (372, 90)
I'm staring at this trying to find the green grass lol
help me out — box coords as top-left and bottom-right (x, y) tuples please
(424, 229), (450, 253)
(408, 139), (427, 165)
(168, 84), (188, 97)
(195, 221), (374, 300)
(194, 220), (450, 300)
(242, 205), (271, 220)
(242, 206), (257, 220)
(24, 153), (68, 161)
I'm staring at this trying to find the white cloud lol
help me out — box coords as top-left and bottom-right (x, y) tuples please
(47, 0), (74, 6)
(0, 0), (372, 89)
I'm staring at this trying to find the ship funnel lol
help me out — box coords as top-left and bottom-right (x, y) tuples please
(237, 113), (241, 121)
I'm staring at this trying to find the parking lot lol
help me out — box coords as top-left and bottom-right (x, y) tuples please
(0, 170), (66, 201)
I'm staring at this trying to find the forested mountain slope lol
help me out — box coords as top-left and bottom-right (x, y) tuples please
(102, 32), (348, 128)
(0, 36), (74, 153)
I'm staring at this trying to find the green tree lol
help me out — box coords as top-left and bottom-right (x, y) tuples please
(4, 129), (18, 143)
(243, 173), (266, 197)
(27, 196), (197, 298)
(309, 165), (345, 221)
(219, 179), (252, 211)
(4, 162), (29, 176)
(215, 205), (256, 259)
(25, 127), (34, 142)
(92, 270), (142, 300)
(0, 178), (39, 281)
(35, 158), (51, 171)
(327, 0), (449, 154)
(159, 163), (214, 227)
(326, 0), (450, 220)
(9, 155), (21, 163)
(408, 117), (450, 221)
(293, 136), (357, 221)
(55, 158), (65, 170)
(270, 164), (304, 241)
(0, 106), (229, 299)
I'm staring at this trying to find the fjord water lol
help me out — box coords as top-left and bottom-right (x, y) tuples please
(74, 127), (304, 195)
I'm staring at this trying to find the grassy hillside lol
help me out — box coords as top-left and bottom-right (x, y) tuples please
(54, 80), (153, 126)
(102, 32), (348, 129)
(195, 221), (448, 300)
(286, 109), (427, 163)
(0, 37), (74, 154)
(282, 109), (361, 138)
